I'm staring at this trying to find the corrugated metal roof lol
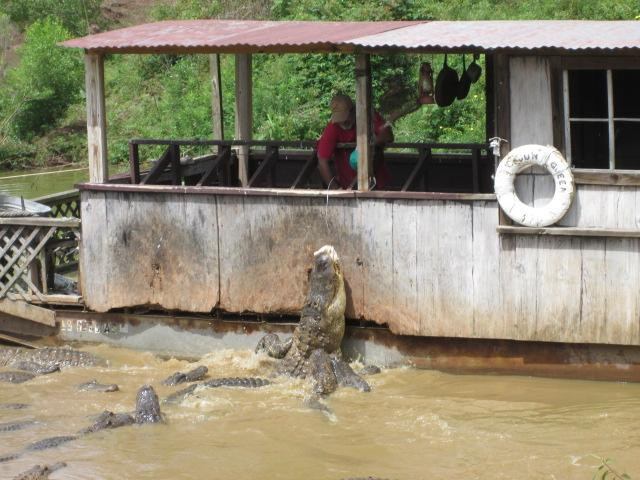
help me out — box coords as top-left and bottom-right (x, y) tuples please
(348, 20), (640, 53)
(60, 20), (419, 53)
(61, 19), (640, 54)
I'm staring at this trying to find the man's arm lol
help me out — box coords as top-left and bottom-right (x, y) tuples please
(373, 113), (394, 146)
(375, 123), (394, 146)
(317, 123), (340, 188)
(317, 155), (337, 187)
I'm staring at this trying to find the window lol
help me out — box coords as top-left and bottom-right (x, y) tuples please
(563, 69), (640, 169)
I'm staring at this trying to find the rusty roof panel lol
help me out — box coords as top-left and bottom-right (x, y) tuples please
(348, 20), (640, 53)
(60, 20), (418, 53)
(61, 20), (640, 54)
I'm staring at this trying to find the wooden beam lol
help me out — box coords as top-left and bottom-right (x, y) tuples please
(141, 146), (172, 185)
(197, 146), (231, 186)
(0, 217), (80, 227)
(497, 225), (640, 238)
(84, 54), (108, 183)
(290, 150), (318, 189)
(0, 299), (55, 327)
(129, 142), (140, 184)
(573, 168), (640, 186)
(355, 53), (373, 191)
(78, 182), (497, 201)
(248, 146), (278, 187)
(402, 148), (429, 192)
(210, 54), (224, 141)
(235, 53), (252, 186)
(0, 332), (38, 348)
(494, 53), (511, 158)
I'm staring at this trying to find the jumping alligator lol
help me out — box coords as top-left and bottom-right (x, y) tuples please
(0, 385), (164, 463)
(255, 246), (374, 398)
(12, 462), (66, 480)
(0, 346), (105, 383)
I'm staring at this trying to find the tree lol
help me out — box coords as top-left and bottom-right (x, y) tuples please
(1, 18), (83, 140)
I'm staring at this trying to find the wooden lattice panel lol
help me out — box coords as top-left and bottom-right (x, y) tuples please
(49, 199), (80, 218)
(0, 217), (81, 304)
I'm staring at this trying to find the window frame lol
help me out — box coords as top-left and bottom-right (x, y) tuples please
(561, 56), (640, 170)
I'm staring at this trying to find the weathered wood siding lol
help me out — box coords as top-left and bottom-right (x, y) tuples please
(509, 56), (554, 148)
(82, 188), (640, 345)
(81, 191), (220, 312)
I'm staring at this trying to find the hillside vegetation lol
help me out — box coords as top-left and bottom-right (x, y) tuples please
(0, 0), (637, 170)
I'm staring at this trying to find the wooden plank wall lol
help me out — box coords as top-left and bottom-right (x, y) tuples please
(81, 189), (640, 345)
(81, 191), (220, 312)
(510, 56), (557, 211)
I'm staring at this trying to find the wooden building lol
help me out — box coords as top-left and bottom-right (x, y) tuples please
(3, 20), (640, 378)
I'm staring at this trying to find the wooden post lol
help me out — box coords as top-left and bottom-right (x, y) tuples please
(209, 54), (224, 141)
(128, 142), (140, 184)
(84, 54), (108, 183)
(235, 54), (252, 186)
(355, 53), (373, 191)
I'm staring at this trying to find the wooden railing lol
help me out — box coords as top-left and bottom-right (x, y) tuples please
(0, 216), (81, 305)
(34, 190), (82, 277)
(34, 189), (81, 218)
(127, 139), (490, 193)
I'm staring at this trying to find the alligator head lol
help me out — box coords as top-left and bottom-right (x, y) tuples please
(134, 385), (165, 424)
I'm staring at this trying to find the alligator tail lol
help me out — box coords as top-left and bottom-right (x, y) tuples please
(164, 377), (270, 404)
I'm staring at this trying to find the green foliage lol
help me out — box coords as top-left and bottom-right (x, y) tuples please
(0, 18), (83, 141)
(1, 0), (639, 169)
(0, 13), (16, 79)
(593, 457), (632, 480)
(0, 0), (103, 36)
(0, 138), (36, 169)
(152, 0), (272, 21)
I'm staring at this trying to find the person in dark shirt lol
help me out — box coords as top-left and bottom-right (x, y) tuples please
(316, 93), (393, 189)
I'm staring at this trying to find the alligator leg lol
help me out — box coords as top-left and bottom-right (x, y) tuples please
(330, 356), (371, 392)
(308, 349), (338, 396)
(255, 334), (293, 359)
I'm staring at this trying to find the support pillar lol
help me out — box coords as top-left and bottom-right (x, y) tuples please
(355, 53), (373, 191)
(84, 54), (108, 183)
(234, 53), (252, 186)
(209, 53), (224, 141)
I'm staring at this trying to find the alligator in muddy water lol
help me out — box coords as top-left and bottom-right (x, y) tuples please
(0, 346), (105, 370)
(0, 371), (37, 384)
(0, 385), (164, 463)
(255, 246), (375, 398)
(0, 403), (29, 410)
(8, 361), (60, 375)
(162, 365), (208, 386)
(24, 435), (78, 452)
(164, 377), (270, 404)
(12, 461), (66, 480)
(0, 420), (37, 433)
(82, 384), (165, 433)
(77, 379), (119, 392)
(0, 347), (106, 383)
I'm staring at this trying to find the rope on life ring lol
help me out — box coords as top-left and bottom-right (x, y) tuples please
(494, 144), (574, 227)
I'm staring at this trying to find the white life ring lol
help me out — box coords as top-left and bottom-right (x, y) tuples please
(494, 144), (574, 227)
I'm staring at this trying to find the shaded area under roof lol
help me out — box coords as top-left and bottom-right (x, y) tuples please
(61, 19), (640, 55)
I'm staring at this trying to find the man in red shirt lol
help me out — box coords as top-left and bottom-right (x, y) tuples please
(316, 93), (393, 189)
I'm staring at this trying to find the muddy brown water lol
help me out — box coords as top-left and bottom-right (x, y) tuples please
(0, 345), (639, 479)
